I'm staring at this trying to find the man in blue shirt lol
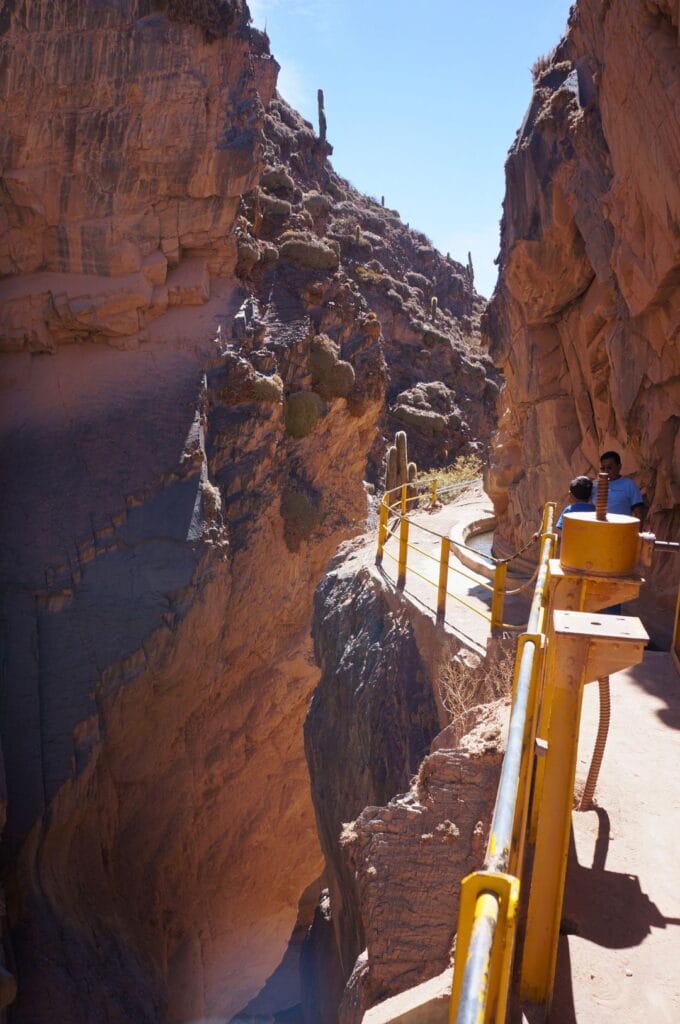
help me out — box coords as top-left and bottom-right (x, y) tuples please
(593, 451), (644, 520)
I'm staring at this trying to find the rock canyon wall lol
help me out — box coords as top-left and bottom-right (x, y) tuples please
(305, 541), (506, 1022)
(0, 1), (497, 1021)
(486, 0), (680, 641)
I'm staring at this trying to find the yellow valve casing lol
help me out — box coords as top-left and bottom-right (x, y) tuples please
(560, 511), (639, 577)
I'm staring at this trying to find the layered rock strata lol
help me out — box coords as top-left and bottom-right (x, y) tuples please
(0, 0), (276, 351)
(305, 539), (507, 1022)
(485, 0), (680, 639)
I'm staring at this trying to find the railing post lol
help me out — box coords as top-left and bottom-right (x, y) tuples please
(400, 483), (407, 515)
(490, 561), (508, 631)
(397, 514), (409, 589)
(437, 536), (450, 620)
(376, 498), (389, 564)
(431, 478), (437, 507)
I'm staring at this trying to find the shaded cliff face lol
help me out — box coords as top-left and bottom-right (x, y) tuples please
(305, 539), (505, 1022)
(0, 2), (377, 1020)
(0, 1), (502, 1021)
(485, 0), (679, 637)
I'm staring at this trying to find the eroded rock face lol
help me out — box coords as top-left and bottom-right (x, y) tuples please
(0, 2), (502, 1019)
(0, 2), (385, 1019)
(306, 548), (443, 985)
(235, 97), (500, 477)
(2, 294), (386, 1021)
(485, 0), (680, 638)
(305, 541), (506, 1021)
(0, 0), (277, 350)
(339, 724), (502, 1022)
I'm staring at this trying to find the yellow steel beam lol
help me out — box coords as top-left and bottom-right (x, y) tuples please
(376, 499), (389, 563)
(490, 562), (508, 631)
(397, 515), (409, 588)
(437, 536), (450, 620)
(520, 610), (648, 1011)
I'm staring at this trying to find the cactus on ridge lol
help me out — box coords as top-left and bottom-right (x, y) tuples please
(317, 88), (327, 144)
(384, 430), (418, 507)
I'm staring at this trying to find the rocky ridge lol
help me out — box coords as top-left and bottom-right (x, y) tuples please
(231, 93), (499, 476)
(485, 0), (680, 639)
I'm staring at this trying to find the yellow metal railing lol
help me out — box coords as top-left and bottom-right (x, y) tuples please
(376, 478), (525, 631)
(449, 498), (652, 1023)
(378, 478), (674, 1018)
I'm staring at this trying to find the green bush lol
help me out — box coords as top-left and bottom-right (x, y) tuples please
(279, 231), (339, 271)
(308, 334), (355, 398)
(303, 191), (332, 217)
(308, 333), (338, 379)
(280, 484), (320, 551)
(284, 390), (324, 437)
(252, 374), (283, 403)
(355, 265), (384, 284)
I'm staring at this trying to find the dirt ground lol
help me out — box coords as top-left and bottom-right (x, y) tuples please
(550, 651), (680, 1023)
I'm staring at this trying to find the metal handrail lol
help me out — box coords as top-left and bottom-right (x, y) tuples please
(376, 482), (535, 629)
(451, 504), (556, 1024)
(486, 522), (554, 872)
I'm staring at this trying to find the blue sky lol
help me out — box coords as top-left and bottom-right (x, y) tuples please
(248, 0), (573, 298)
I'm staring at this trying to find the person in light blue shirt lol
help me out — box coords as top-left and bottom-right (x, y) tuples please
(593, 451), (644, 520)
(556, 475), (596, 530)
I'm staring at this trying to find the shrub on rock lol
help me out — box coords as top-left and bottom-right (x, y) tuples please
(308, 334), (355, 398)
(261, 165), (295, 194)
(284, 390), (324, 437)
(279, 231), (339, 271)
(253, 373), (283, 403)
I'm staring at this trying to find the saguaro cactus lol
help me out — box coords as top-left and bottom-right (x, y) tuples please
(384, 430), (418, 507)
(386, 444), (398, 493)
(317, 88), (327, 144)
(396, 431), (408, 490)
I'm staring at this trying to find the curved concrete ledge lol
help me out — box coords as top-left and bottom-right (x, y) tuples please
(450, 515), (497, 581)
(492, 532), (539, 577)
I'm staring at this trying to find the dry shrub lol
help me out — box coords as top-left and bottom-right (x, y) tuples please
(427, 453), (483, 505)
(531, 48), (557, 81)
(439, 638), (517, 730)
(308, 334), (355, 398)
(279, 231), (339, 271)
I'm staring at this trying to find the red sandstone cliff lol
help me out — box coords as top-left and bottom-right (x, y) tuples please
(485, 0), (680, 640)
(0, 1), (498, 1020)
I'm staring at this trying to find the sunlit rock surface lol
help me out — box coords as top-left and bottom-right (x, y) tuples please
(485, 0), (679, 641)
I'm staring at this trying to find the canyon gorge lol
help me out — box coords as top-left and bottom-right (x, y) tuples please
(0, 1), (678, 1022)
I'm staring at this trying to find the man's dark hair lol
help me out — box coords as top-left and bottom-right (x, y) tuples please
(600, 450), (621, 465)
(570, 475), (593, 501)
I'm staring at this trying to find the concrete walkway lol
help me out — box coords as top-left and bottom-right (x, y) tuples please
(378, 490), (532, 652)
(551, 650), (680, 1023)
